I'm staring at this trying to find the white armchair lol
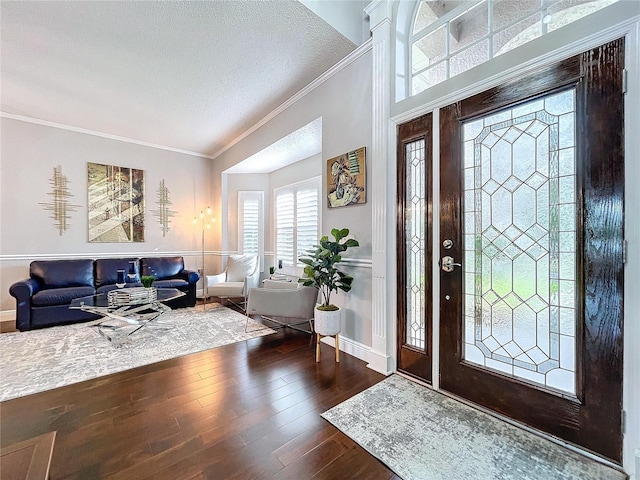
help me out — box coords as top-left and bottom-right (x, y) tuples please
(245, 279), (318, 333)
(206, 255), (260, 311)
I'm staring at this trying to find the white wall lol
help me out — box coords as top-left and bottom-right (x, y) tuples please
(213, 46), (373, 348)
(0, 117), (213, 312)
(300, 0), (370, 46)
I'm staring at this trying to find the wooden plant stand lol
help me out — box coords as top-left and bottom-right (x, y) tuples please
(316, 333), (339, 362)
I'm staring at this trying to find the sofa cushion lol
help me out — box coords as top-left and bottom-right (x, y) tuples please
(226, 255), (257, 282)
(140, 257), (184, 279)
(30, 259), (94, 288)
(152, 279), (188, 289)
(32, 286), (95, 306)
(95, 258), (140, 288)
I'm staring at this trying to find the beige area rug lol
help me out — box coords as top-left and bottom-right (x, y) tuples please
(322, 375), (626, 480)
(0, 304), (274, 402)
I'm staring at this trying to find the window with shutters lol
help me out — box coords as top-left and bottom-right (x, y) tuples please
(238, 191), (264, 270)
(274, 177), (321, 276)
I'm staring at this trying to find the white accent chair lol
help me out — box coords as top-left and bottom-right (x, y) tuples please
(206, 255), (260, 311)
(245, 279), (318, 333)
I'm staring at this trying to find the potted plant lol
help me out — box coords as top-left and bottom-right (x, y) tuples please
(299, 228), (359, 335)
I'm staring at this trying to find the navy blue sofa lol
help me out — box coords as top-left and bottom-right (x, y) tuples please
(9, 256), (199, 331)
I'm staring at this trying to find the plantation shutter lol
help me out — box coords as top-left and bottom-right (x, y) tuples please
(296, 187), (319, 266)
(238, 191), (264, 271)
(275, 190), (295, 268)
(274, 177), (321, 275)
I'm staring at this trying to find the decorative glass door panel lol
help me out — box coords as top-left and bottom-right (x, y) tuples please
(462, 89), (577, 395)
(405, 139), (427, 350)
(397, 113), (433, 383)
(439, 39), (624, 462)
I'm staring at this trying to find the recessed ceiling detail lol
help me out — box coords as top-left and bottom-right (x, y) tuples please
(224, 117), (322, 174)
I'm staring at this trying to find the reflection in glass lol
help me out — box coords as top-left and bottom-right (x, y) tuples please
(116, 269), (126, 289)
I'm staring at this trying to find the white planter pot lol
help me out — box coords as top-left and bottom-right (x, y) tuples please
(314, 306), (341, 336)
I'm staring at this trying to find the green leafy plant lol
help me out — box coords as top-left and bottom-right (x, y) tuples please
(299, 228), (360, 311)
(141, 275), (155, 288)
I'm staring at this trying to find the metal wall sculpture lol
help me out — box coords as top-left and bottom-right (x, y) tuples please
(327, 147), (366, 208)
(39, 165), (80, 235)
(151, 179), (177, 237)
(87, 162), (144, 242)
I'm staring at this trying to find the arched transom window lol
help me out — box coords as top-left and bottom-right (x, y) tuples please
(410, 0), (619, 96)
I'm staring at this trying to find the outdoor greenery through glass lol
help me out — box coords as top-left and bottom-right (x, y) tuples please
(462, 88), (577, 395)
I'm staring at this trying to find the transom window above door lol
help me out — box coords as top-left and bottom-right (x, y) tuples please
(410, 0), (619, 96)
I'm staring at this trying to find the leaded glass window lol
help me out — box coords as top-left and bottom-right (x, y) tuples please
(461, 88), (577, 394)
(405, 140), (427, 350)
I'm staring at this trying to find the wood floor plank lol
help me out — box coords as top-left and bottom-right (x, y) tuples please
(267, 431), (352, 479)
(0, 326), (392, 479)
(272, 422), (337, 466)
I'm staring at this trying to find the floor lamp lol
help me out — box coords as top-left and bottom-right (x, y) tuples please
(194, 206), (215, 309)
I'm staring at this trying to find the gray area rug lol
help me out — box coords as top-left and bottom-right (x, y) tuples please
(322, 375), (625, 480)
(0, 304), (274, 402)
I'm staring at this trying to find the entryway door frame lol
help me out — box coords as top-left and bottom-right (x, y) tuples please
(388, 15), (640, 475)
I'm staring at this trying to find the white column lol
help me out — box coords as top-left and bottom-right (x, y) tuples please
(365, 0), (395, 375)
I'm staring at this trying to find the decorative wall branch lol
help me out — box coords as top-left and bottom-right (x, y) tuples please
(151, 179), (177, 236)
(39, 165), (81, 235)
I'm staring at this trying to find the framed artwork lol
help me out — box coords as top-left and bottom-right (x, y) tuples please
(87, 162), (145, 242)
(327, 147), (366, 208)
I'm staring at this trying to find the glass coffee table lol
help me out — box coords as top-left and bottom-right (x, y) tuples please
(69, 288), (185, 346)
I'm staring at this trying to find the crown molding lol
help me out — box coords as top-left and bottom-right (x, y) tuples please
(209, 39), (373, 160)
(0, 112), (216, 160)
(1, 40), (373, 163)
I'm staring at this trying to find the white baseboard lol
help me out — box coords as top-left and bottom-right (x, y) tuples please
(321, 334), (370, 364)
(366, 349), (395, 376)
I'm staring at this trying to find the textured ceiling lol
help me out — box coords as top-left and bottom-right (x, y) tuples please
(0, 1), (357, 158)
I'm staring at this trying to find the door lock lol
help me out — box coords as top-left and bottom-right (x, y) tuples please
(441, 256), (462, 273)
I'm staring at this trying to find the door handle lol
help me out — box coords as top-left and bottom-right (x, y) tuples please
(441, 256), (462, 273)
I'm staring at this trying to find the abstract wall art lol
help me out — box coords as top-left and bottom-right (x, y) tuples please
(327, 147), (366, 208)
(87, 162), (145, 242)
(39, 165), (81, 235)
(151, 179), (177, 237)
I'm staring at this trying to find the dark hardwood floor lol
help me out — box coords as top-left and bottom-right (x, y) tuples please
(0, 312), (398, 479)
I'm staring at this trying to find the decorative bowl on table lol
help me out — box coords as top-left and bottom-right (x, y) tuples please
(108, 287), (158, 306)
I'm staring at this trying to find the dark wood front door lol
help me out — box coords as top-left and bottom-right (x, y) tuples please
(439, 39), (625, 462)
(397, 113), (433, 383)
